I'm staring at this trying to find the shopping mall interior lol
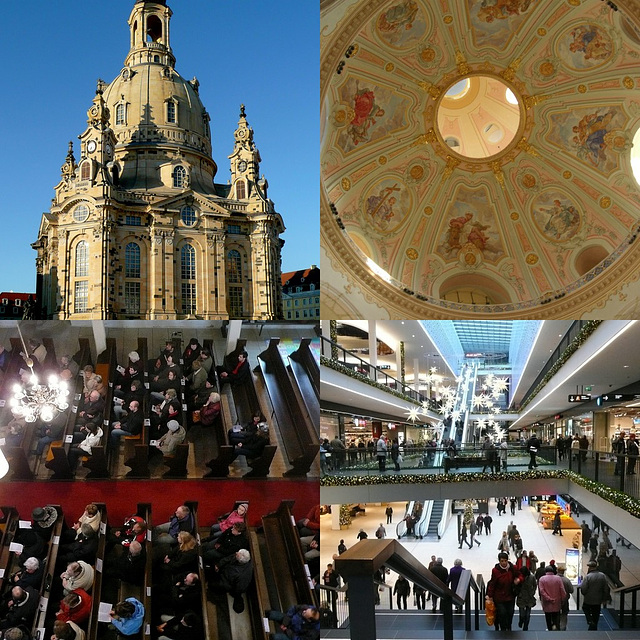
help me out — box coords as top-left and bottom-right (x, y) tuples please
(320, 320), (640, 638)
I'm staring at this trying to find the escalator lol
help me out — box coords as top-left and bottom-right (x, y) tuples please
(425, 500), (445, 539)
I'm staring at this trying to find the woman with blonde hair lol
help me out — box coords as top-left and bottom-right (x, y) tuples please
(161, 531), (198, 579)
(200, 391), (221, 426)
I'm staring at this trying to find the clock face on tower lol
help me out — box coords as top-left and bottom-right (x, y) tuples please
(238, 160), (247, 172)
(87, 140), (97, 153)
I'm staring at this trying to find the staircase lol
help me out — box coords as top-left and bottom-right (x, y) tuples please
(425, 500), (444, 538)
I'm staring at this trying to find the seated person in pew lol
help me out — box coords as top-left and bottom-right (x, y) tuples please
(112, 380), (145, 418)
(67, 421), (103, 470)
(148, 356), (167, 384)
(215, 351), (250, 388)
(204, 503), (248, 542)
(58, 355), (79, 379)
(150, 388), (182, 427)
(61, 504), (101, 544)
(202, 522), (249, 566)
(186, 360), (207, 400)
(104, 540), (146, 586)
(157, 532), (199, 584)
(107, 515), (147, 553)
(114, 351), (144, 388)
(1, 627), (32, 640)
(182, 338), (202, 375)
(20, 339), (46, 370)
(266, 605), (321, 640)
(197, 349), (213, 377)
(52, 619), (85, 640)
(0, 586), (39, 631)
(154, 505), (195, 546)
(188, 379), (215, 415)
(55, 589), (92, 626)
(195, 391), (220, 427)
(156, 611), (203, 640)
(231, 430), (269, 462)
(152, 420), (186, 457)
(228, 411), (266, 445)
(9, 557), (43, 590)
(0, 409), (26, 448)
(75, 391), (104, 428)
(14, 531), (45, 562)
(57, 525), (98, 567)
(30, 505), (59, 541)
(33, 411), (67, 457)
(109, 400), (144, 448)
(297, 505), (321, 538)
(61, 562), (94, 595)
(81, 368), (104, 404)
(207, 549), (254, 614)
(150, 367), (181, 399)
(171, 573), (201, 618)
(108, 599), (145, 637)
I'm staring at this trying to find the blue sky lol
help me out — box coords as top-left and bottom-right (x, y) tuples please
(0, 0), (319, 292)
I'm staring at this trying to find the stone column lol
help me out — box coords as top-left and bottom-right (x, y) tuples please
(368, 320), (377, 382)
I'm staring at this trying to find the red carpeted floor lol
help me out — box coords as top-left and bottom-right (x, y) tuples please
(0, 478), (318, 527)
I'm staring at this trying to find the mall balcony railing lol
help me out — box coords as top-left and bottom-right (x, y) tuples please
(320, 336), (433, 407)
(611, 582), (640, 628)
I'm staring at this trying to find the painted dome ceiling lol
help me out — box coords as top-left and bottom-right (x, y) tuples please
(321, 0), (640, 318)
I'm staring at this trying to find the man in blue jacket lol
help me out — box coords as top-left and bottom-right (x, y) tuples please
(266, 604), (320, 639)
(109, 598), (144, 636)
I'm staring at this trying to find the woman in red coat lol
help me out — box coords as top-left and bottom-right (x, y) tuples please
(486, 552), (522, 631)
(56, 588), (92, 625)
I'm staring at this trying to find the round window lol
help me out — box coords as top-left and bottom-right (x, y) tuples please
(181, 206), (197, 226)
(73, 204), (90, 223)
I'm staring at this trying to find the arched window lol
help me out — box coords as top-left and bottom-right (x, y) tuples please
(181, 206), (196, 226)
(125, 242), (141, 278)
(75, 241), (89, 277)
(115, 103), (125, 125)
(227, 250), (242, 284)
(173, 165), (186, 188)
(236, 180), (246, 200)
(81, 161), (91, 181)
(181, 244), (196, 314)
(167, 101), (176, 124)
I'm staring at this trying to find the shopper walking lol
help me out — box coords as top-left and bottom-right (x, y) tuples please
(430, 558), (449, 612)
(375, 523), (386, 539)
(526, 434), (541, 469)
(538, 565), (566, 631)
(579, 561), (610, 631)
(516, 566), (536, 631)
(483, 514), (493, 535)
(497, 532), (510, 554)
(413, 583), (426, 610)
(376, 436), (387, 473)
(557, 565), (574, 631)
(393, 575), (411, 610)
(459, 525), (472, 550)
(470, 521), (481, 547)
(627, 433), (639, 474)
(385, 506), (393, 524)
(552, 509), (563, 536)
(486, 552), (522, 631)
(475, 514), (484, 535)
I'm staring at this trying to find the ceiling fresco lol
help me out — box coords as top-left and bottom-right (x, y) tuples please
(321, 0), (640, 318)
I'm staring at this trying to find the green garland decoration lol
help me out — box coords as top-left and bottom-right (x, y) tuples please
(330, 320), (339, 361)
(321, 355), (421, 405)
(400, 341), (405, 385)
(463, 500), (474, 527)
(519, 321), (602, 411)
(339, 503), (352, 527)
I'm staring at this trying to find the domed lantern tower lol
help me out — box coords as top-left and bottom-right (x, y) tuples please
(33, 0), (284, 320)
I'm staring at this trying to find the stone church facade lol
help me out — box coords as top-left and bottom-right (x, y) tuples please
(33, 0), (284, 320)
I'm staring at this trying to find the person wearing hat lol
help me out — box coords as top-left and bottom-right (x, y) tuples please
(155, 420), (186, 456)
(538, 565), (566, 630)
(556, 565), (574, 631)
(627, 433), (639, 475)
(30, 506), (59, 540)
(579, 560), (610, 630)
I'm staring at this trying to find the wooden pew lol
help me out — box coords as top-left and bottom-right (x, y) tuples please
(261, 501), (314, 612)
(289, 338), (319, 399)
(84, 503), (108, 640)
(185, 501), (215, 640)
(224, 340), (261, 426)
(31, 505), (65, 639)
(163, 443), (190, 478)
(247, 529), (271, 640)
(257, 339), (318, 476)
(0, 507), (20, 594)
(82, 338), (117, 478)
(122, 338), (151, 478)
(41, 337), (58, 375)
(287, 339), (320, 434)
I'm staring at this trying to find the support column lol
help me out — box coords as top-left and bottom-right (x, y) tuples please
(368, 320), (377, 382)
(593, 411), (609, 452)
(414, 358), (420, 395)
(343, 575), (377, 639)
(331, 505), (341, 531)
(226, 320), (242, 355)
(214, 232), (226, 316)
(397, 342), (404, 384)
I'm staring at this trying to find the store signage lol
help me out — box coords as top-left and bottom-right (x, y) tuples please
(597, 393), (640, 405)
(568, 394), (591, 402)
(565, 548), (581, 586)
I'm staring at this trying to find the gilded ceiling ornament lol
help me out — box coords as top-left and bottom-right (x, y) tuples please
(563, 171), (572, 179)
(623, 76), (635, 89)
(522, 174), (537, 189)
(424, 206), (433, 215)
(455, 50), (470, 75)
(568, 0), (580, 6)
(385, 63), (395, 72)
(418, 80), (442, 100)
(406, 248), (419, 260)
(379, 156), (388, 165)
(517, 138), (540, 158)
(491, 162), (506, 189)
(537, 28), (547, 36)
(341, 177), (351, 191)
(600, 196), (612, 208)
(443, 15), (453, 24)
(523, 94), (550, 110)
(526, 254), (539, 265)
(420, 47), (436, 63)
(539, 61), (555, 77)
(577, 84), (587, 93)
(441, 156), (460, 183)
(500, 58), (522, 83)
(409, 165), (425, 180)
(511, 212), (519, 220)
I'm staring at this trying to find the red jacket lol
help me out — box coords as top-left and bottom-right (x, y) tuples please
(303, 505), (321, 531)
(56, 588), (92, 624)
(487, 563), (521, 603)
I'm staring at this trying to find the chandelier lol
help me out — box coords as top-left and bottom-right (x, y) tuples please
(9, 326), (70, 423)
(11, 375), (70, 423)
